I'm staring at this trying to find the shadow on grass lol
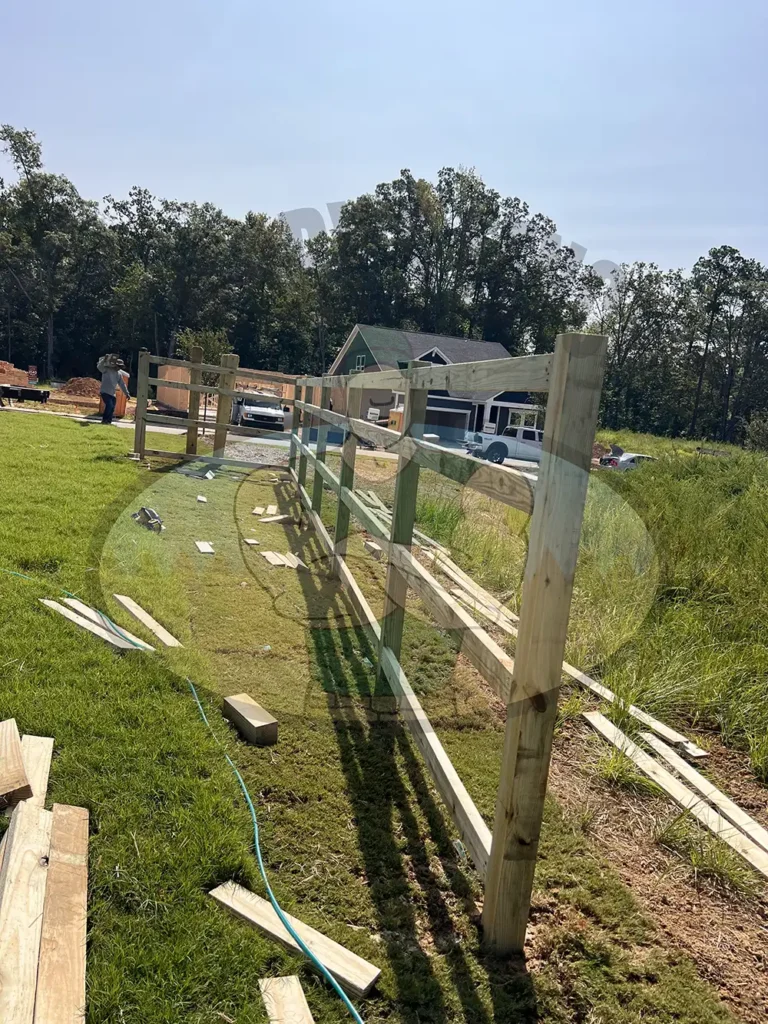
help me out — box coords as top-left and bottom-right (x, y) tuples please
(273, 480), (539, 1023)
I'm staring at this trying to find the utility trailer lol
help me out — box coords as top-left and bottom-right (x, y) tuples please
(0, 384), (50, 407)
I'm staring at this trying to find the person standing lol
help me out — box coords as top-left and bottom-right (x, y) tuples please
(97, 354), (130, 425)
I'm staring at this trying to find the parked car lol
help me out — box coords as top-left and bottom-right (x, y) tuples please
(599, 452), (656, 471)
(231, 392), (285, 431)
(465, 425), (544, 464)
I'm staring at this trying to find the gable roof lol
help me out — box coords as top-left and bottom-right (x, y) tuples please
(328, 325), (510, 375)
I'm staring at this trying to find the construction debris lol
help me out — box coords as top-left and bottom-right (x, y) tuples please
(364, 541), (382, 560)
(62, 598), (154, 651)
(282, 553), (307, 570)
(40, 600), (138, 651)
(266, 505), (278, 515)
(197, 495), (208, 503)
(0, 719), (32, 808)
(3, 735), (54, 817)
(131, 506), (164, 532)
(195, 541), (215, 554)
(259, 514), (293, 524)
(252, 506), (265, 515)
(204, 470), (215, 480)
(259, 977), (315, 1024)
(244, 538), (260, 546)
(59, 376), (101, 397)
(112, 594), (182, 647)
(209, 882), (380, 997)
(223, 693), (278, 746)
(260, 551), (286, 567)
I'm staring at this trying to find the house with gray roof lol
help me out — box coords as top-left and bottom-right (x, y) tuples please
(327, 324), (543, 442)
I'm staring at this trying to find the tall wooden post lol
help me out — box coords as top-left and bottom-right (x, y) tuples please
(213, 352), (239, 457)
(482, 333), (607, 952)
(377, 362), (429, 673)
(311, 381), (332, 513)
(332, 379), (362, 574)
(297, 383), (313, 489)
(186, 345), (203, 456)
(133, 348), (150, 459)
(289, 382), (302, 473)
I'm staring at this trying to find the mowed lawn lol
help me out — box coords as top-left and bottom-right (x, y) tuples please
(0, 411), (735, 1024)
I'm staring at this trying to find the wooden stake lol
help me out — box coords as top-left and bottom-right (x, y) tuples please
(311, 383), (332, 514)
(111, 594), (182, 647)
(133, 348), (149, 459)
(288, 382), (302, 473)
(482, 333), (607, 952)
(186, 344), (203, 455)
(0, 718), (32, 807)
(213, 352), (239, 457)
(332, 384), (362, 574)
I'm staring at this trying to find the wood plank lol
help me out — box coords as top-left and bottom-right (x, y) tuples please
(197, 495), (207, 502)
(379, 647), (492, 878)
(186, 345), (203, 455)
(143, 449), (287, 472)
(340, 487), (389, 542)
(148, 354), (296, 385)
(33, 804), (89, 1024)
(259, 514), (293, 524)
(195, 541), (215, 554)
(288, 382), (302, 473)
(209, 883), (380, 997)
(311, 383), (332, 514)
(252, 506), (266, 515)
(111, 594), (182, 647)
(364, 541), (383, 560)
(62, 599), (155, 652)
(584, 712), (768, 879)
(3, 736), (54, 816)
(283, 553), (307, 570)
(641, 733), (768, 852)
(39, 601), (136, 651)
(483, 333), (607, 953)
(333, 387), (362, 569)
(0, 719), (32, 807)
(259, 976), (315, 1024)
(261, 551), (286, 566)
(223, 693), (278, 746)
(266, 505), (278, 515)
(244, 538), (260, 546)
(0, 802), (53, 1023)
(133, 349), (149, 459)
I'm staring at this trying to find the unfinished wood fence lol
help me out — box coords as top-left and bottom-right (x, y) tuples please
(132, 346), (297, 464)
(291, 333), (607, 952)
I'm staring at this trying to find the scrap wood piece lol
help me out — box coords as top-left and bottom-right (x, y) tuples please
(266, 505), (278, 515)
(62, 598), (154, 651)
(204, 470), (215, 480)
(252, 506), (266, 515)
(259, 514), (293, 524)
(195, 541), (215, 554)
(4, 736), (54, 817)
(244, 538), (260, 546)
(33, 804), (88, 1024)
(260, 551), (286, 567)
(0, 719), (32, 807)
(283, 552), (307, 570)
(642, 732), (768, 853)
(259, 976), (315, 1024)
(112, 594), (182, 648)
(40, 600), (136, 651)
(364, 541), (382, 560)
(209, 882), (380, 997)
(197, 495), (208, 503)
(0, 802), (53, 1023)
(223, 693), (278, 746)
(583, 711), (768, 879)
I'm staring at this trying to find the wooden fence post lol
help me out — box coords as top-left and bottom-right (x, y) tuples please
(186, 345), (203, 455)
(213, 352), (240, 457)
(289, 382), (302, 473)
(133, 348), (150, 459)
(297, 383), (313, 489)
(333, 380), (362, 574)
(482, 333), (607, 953)
(377, 362), (429, 672)
(311, 381), (332, 513)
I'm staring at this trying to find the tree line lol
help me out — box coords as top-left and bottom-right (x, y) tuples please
(1, 125), (766, 443)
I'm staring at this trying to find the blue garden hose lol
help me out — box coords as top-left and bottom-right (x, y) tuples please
(1, 565), (365, 1021)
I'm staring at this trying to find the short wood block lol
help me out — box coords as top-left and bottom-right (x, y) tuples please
(223, 693), (278, 746)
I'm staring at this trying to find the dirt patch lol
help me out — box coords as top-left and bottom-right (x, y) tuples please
(60, 376), (102, 397)
(549, 717), (768, 1024)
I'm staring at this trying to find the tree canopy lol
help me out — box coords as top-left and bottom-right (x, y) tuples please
(1, 125), (766, 442)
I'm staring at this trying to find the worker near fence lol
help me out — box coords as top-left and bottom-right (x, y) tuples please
(97, 354), (131, 425)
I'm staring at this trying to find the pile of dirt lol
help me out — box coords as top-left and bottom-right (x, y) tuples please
(59, 377), (102, 397)
(0, 360), (28, 386)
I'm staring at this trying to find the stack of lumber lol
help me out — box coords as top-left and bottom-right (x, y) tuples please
(0, 719), (88, 1022)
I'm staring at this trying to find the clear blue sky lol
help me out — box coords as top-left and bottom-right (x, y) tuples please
(2, 0), (766, 271)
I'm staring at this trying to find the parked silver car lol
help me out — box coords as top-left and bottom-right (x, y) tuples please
(599, 452), (656, 471)
(231, 393), (286, 431)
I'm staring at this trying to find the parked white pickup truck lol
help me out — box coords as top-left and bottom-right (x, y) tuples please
(465, 425), (544, 464)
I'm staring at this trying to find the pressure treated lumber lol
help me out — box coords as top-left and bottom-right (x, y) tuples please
(3, 735), (54, 816)
(111, 594), (182, 647)
(259, 514), (293, 524)
(195, 541), (215, 554)
(0, 802), (53, 1023)
(62, 599), (154, 651)
(266, 504), (278, 515)
(311, 383), (332, 514)
(283, 552), (307, 570)
(209, 882), (381, 997)
(252, 506), (266, 515)
(186, 345), (203, 455)
(259, 977), (315, 1024)
(40, 600), (136, 651)
(197, 495), (207, 502)
(364, 541), (382, 560)
(483, 333), (607, 953)
(0, 718), (32, 807)
(261, 551), (286, 566)
(333, 386), (362, 569)
(244, 538), (260, 546)
(33, 804), (89, 1024)
(223, 693), (278, 746)
(584, 712), (768, 879)
(641, 733), (768, 853)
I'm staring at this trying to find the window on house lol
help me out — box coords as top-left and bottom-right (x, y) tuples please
(355, 353), (366, 371)
(524, 413), (537, 427)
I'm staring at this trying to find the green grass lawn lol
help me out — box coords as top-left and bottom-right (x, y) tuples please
(0, 412), (736, 1023)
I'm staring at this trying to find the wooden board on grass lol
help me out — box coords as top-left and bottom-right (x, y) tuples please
(195, 541), (215, 554)
(259, 977), (315, 1023)
(62, 599), (154, 651)
(112, 594), (182, 647)
(40, 600), (136, 651)
(197, 495), (207, 502)
(0, 719), (32, 807)
(252, 506), (265, 515)
(244, 538), (260, 546)
(260, 551), (286, 566)
(4, 736), (54, 817)
(209, 882), (380, 997)
(223, 693), (278, 746)
(266, 504), (278, 515)
(0, 802), (53, 1023)
(283, 552), (307, 570)
(33, 804), (89, 1024)
(259, 514), (293, 524)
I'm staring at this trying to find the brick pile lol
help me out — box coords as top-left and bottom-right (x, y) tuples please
(0, 361), (28, 386)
